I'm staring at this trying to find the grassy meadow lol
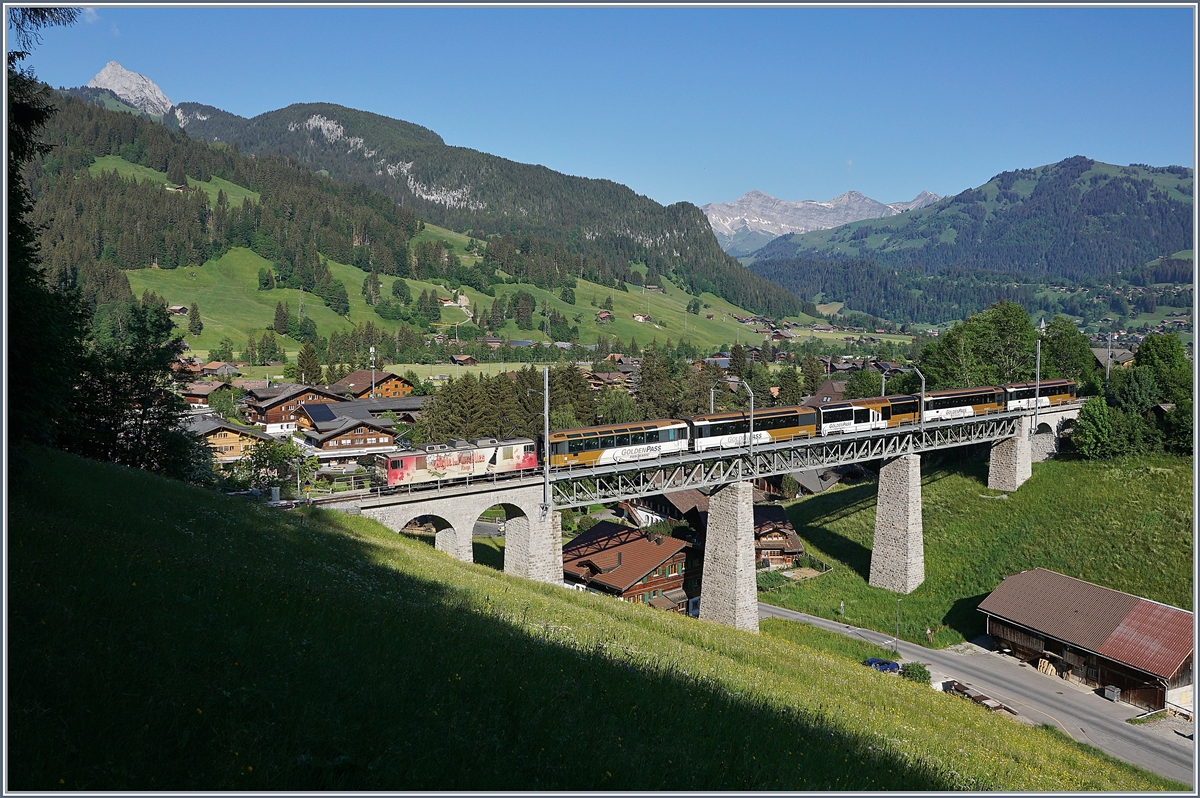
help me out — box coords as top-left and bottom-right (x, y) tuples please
(90, 154), (260, 207)
(7, 447), (1184, 791)
(762, 453), (1194, 648)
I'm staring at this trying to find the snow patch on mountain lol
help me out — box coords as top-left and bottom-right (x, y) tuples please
(702, 188), (942, 254)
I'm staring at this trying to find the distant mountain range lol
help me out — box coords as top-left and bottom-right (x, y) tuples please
(702, 189), (942, 257)
(746, 156), (1193, 323)
(67, 62), (800, 318)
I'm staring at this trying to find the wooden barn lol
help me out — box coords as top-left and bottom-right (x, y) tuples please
(978, 568), (1193, 714)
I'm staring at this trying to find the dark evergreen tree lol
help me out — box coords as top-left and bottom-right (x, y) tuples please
(728, 344), (747, 378)
(274, 301), (289, 336)
(187, 302), (203, 336)
(296, 342), (323, 385)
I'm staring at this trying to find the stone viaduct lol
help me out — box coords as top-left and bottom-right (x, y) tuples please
(351, 404), (1081, 633)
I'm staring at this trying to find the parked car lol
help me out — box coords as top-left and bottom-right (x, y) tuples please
(863, 657), (900, 673)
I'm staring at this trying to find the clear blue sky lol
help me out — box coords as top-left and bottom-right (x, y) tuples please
(16, 5), (1197, 207)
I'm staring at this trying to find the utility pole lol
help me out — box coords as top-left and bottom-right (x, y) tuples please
(1105, 330), (1114, 390)
(370, 346), (376, 398)
(1034, 317), (1044, 435)
(895, 598), (902, 655)
(541, 366), (551, 519)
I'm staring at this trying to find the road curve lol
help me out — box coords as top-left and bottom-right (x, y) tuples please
(759, 603), (1194, 786)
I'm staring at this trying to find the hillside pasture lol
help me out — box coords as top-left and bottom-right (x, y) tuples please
(6, 447), (1184, 791)
(761, 454), (1193, 649)
(89, 154), (260, 207)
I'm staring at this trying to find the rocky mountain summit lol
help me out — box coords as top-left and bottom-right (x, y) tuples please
(703, 188), (942, 256)
(86, 61), (173, 117)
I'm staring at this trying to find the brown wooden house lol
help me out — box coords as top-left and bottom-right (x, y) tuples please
(298, 417), (399, 464)
(242, 384), (347, 434)
(332, 369), (414, 399)
(562, 521), (701, 615)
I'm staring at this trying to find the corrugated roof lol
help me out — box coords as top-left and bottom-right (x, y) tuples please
(563, 521), (688, 593)
(978, 569), (1139, 652)
(978, 568), (1192, 679)
(1098, 601), (1194, 680)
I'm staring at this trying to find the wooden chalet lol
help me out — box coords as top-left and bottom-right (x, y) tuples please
(242, 383), (347, 434)
(803, 378), (848, 407)
(978, 568), (1193, 713)
(752, 504), (805, 569)
(450, 354), (477, 367)
(562, 521), (701, 615)
(332, 369), (414, 399)
(587, 371), (633, 393)
(186, 416), (274, 463)
(180, 381), (233, 406)
(296, 396), (428, 432)
(298, 417), (399, 464)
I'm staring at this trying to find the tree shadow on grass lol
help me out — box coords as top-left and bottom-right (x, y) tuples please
(786, 481), (877, 580)
(942, 591), (992, 643)
(6, 450), (965, 792)
(472, 537), (505, 570)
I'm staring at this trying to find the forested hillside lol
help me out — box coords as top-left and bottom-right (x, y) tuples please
(750, 157), (1192, 322)
(172, 100), (798, 316)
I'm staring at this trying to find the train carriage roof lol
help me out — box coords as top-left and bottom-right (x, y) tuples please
(548, 419), (687, 440)
(689, 406), (816, 424)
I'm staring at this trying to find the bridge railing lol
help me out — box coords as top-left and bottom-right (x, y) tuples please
(354, 405), (1081, 510)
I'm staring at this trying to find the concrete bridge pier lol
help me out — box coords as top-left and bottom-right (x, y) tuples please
(988, 415), (1032, 492)
(361, 483), (562, 585)
(869, 454), (925, 594)
(699, 481), (759, 632)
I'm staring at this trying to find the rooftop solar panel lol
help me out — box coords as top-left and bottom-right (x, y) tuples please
(306, 403), (337, 422)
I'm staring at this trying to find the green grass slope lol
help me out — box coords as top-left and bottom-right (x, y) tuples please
(90, 154), (260, 207)
(762, 454), (1193, 648)
(126, 245), (844, 361)
(7, 448), (1184, 790)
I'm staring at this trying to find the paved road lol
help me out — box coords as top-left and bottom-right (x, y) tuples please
(759, 603), (1195, 786)
(473, 519), (504, 537)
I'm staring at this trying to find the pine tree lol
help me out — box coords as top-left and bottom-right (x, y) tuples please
(728, 344), (747, 377)
(296, 342), (322, 386)
(777, 365), (804, 406)
(187, 302), (203, 337)
(273, 301), (288, 336)
(801, 354), (824, 396)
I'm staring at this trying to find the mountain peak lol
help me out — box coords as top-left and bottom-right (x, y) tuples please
(86, 61), (173, 116)
(702, 188), (940, 255)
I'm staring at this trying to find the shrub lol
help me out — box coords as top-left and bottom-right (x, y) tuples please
(901, 662), (931, 684)
(575, 515), (599, 534)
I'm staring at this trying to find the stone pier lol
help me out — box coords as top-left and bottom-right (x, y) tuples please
(361, 483), (562, 584)
(988, 414), (1032, 492)
(868, 454), (925, 594)
(699, 481), (759, 632)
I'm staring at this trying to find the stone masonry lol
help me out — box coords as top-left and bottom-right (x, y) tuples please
(987, 414), (1032, 492)
(361, 483), (561, 584)
(700, 481), (759, 632)
(868, 454), (924, 594)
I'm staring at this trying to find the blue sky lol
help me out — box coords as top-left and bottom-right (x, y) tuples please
(16, 5), (1197, 207)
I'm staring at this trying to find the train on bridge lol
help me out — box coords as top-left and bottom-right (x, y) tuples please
(374, 379), (1076, 488)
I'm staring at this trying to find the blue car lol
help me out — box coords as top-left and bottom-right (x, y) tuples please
(863, 657), (900, 673)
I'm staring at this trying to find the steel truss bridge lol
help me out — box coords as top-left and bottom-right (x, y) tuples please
(354, 407), (1063, 512)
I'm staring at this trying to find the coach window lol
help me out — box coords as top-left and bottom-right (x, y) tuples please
(644, 429), (660, 443)
(854, 409), (870, 424)
(584, 437), (600, 451)
(568, 439), (584, 453)
(600, 435), (615, 448)
(615, 433), (630, 446)
(631, 432), (645, 445)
